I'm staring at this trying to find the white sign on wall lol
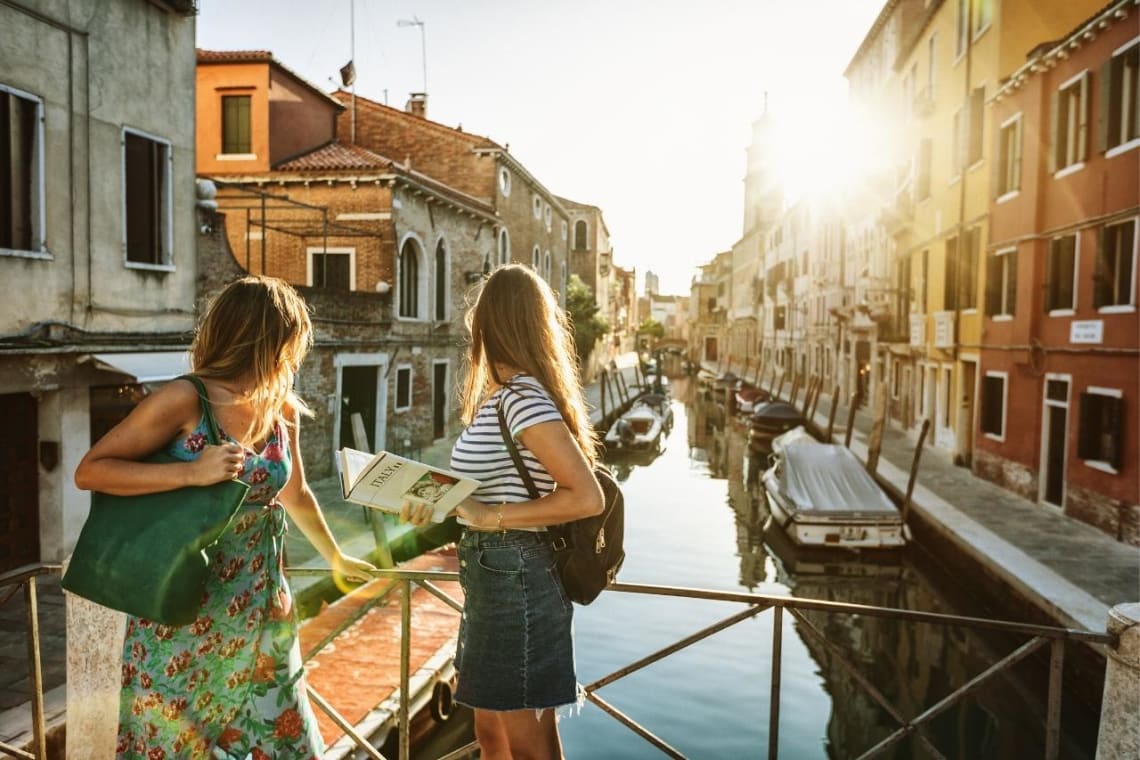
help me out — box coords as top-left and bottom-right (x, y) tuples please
(1070, 320), (1104, 344)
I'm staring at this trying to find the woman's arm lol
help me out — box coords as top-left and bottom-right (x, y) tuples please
(277, 407), (375, 582)
(457, 420), (604, 531)
(74, 379), (244, 495)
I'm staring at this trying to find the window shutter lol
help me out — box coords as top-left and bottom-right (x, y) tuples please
(985, 254), (1000, 315)
(1097, 59), (1112, 153)
(991, 124), (1003, 197)
(1094, 227), (1110, 308)
(1012, 120), (1022, 192)
(1107, 397), (1123, 470)
(1048, 90), (1060, 174)
(1077, 392), (1097, 460)
(1008, 249), (1017, 315)
(1077, 72), (1090, 163)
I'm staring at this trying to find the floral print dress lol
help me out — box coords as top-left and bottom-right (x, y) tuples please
(117, 416), (324, 759)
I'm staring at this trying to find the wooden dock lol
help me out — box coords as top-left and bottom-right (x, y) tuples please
(298, 547), (463, 756)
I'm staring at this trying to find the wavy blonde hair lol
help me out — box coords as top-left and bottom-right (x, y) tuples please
(191, 276), (313, 443)
(460, 264), (597, 465)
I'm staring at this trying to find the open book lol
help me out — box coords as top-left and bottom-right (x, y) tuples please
(338, 448), (479, 523)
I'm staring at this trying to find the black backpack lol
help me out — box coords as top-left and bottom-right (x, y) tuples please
(496, 399), (625, 605)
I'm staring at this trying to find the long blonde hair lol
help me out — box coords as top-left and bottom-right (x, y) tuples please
(191, 275), (313, 443)
(460, 264), (597, 465)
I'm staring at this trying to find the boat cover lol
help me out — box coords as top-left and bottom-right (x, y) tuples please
(776, 442), (898, 517)
(751, 401), (804, 422)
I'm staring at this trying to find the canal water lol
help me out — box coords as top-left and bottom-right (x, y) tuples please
(416, 375), (1098, 759)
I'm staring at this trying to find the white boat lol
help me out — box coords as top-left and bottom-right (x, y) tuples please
(760, 428), (908, 550)
(605, 396), (671, 451)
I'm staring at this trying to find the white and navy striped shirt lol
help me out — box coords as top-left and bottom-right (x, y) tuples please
(450, 375), (565, 527)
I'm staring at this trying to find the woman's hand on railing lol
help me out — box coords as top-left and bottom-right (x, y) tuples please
(331, 552), (376, 584)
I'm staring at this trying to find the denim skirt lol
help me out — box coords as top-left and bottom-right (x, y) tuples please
(454, 529), (578, 711)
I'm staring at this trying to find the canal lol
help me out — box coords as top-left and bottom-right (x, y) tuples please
(421, 375), (1099, 759)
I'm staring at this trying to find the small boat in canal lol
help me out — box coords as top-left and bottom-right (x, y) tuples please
(604, 394), (672, 451)
(760, 427), (908, 550)
(747, 400), (810, 460)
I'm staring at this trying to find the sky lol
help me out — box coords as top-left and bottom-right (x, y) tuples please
(197, 0), (886, 295)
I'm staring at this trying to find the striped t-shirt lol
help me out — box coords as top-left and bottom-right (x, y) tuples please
(450, 375), (565, 528)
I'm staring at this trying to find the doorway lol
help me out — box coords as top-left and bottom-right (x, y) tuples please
(432, 361), (449, 441)
(0, 393), (39, 572)
(958, 359), (976, 467)
(1040, 376), (1070, 509)
(334, 353), (389, 457)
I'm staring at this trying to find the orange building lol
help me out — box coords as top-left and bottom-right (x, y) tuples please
(981, 1), (1138, 543)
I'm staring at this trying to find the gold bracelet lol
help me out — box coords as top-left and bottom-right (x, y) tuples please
(496, 503), (505, 531)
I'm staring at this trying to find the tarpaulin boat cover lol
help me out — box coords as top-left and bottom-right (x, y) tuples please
(776, 440), (899, 518)
(751, 401), (804, 422)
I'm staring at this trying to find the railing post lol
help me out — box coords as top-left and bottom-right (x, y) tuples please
(1097, 603), (1140, 760)
(768, 605), (782, 760)
(1045, 639), (1064, 760)
(24, 578), (46, 759)
(400, 579), (412, 760)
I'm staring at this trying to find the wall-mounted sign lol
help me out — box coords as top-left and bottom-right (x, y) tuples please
(1070, 320), (1103, 344)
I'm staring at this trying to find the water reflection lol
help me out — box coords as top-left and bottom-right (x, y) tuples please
(581, 376), (1097, 759)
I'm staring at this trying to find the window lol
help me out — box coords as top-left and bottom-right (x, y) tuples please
(221, 95), (251, 155)
(123, 129), (172, 267)
(967, 87), (984, 166)
(1046, 235), (1078, 312)
(1052, 72), (1090, 173)
(943, 235), (959, 310)
(961, 226), (979, 309)
(973, 0), (992, 38)
(398, 239), (421, 318)
(1095, 220), (1137, 309)
(498, 228), (510, 266)
(916, 139), (932, 200)
(543, 204), (552, 231)
(561, 261), (568, 301)
(1101, 40), (1140, 155)
(1078, 389), (1123, 470)
(919, 249), (929, 313)
(574, 220), (588, 251)
(985, 248), (1017, 317)
(561, 220), (568, 241)
(532, 195), (541, 219)
(955, 0), (969, 57)
(951, 106), (966, 176)
(544, 250), (551, 281)
(774, 305), (787, 331)
(434, 239), (448, 321)
(996, 115), (1022, 198)
(1, 85), (43, 254)
(980, 372), (1006, 439)
(927, 34), (937, 100)
(531, 245), (540, 270)
(309, 248), (352, 290)
(498, 167), (511, 197)
(394, 365), (412, 412)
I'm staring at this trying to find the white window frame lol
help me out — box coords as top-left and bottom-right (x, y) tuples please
(1054, 69), (1090, 178)
(396, 232), (428, 321)
(333, 352), (389, 459)
(431, 358), (451, 440)
(394, 364), (413, 412)
(1047, 233), (1080, 316)
(992, 246), (1016, 320)
(1105, 37), (1140, 158)
(1098, 217), (1138, 313)
(1038, 373), (1071, 509)
(0, 83), (47, 259)
(561, 220), (568, 241)
(498, 167), (512, 197)
(306, 246), (356, 289)
(498, 228), (510, 266)
(972, 0), (992, 41)
(121, 126), (174, 271)
(531, 244), (541, 270)
(981, 370), (1007, 441)
(532, 195), (542, 220)
(1081, 386), (1123, 473)
(954, 0), (969, 61)
(996, 113), (1022, 203)
(544, 250), (551, 281)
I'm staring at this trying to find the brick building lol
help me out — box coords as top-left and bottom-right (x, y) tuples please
(558, 197), (617, 376)
(197, 51), (497, 477)
(980, 1), (1138, 543)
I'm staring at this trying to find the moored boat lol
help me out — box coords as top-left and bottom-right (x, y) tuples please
(760, 428), (908, 550)
(605, 399), (667, 451)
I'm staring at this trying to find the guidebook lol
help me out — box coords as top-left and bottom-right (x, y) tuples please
(337, 448), (479, 523)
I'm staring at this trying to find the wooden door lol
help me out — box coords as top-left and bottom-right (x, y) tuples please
(0, 393), (39, 571)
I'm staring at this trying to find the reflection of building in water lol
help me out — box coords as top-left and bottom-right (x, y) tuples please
(725, 420), (767, 589)
(779, 560), (1091, 759)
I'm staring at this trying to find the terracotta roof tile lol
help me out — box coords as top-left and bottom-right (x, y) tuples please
(275, 142), (395, 172)
(196, 49), (274, 63)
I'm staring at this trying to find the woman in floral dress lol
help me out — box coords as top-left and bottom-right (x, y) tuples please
(76, 276), (375, 758)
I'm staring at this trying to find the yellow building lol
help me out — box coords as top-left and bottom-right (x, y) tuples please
(887, 0), (1102, 461)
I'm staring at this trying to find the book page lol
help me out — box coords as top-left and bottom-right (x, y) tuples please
(339, 449), (478, 523)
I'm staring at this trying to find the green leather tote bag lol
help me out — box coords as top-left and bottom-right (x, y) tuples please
(62, 375), (250, 626)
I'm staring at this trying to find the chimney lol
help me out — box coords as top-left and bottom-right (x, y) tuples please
(405, 92), (427, 118)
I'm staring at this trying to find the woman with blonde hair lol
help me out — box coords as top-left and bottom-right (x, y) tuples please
(405, 264), (604, 758)
(76, 275), (374, 759)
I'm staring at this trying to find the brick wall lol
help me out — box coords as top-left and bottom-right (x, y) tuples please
(972, 448), (1038, 501)
(1066, 484), (1140, 547)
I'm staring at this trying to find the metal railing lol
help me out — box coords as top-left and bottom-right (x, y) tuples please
(291, 568), (1115, 760)
(0, 563), (60, 760)
(1, 563), (1116, 760)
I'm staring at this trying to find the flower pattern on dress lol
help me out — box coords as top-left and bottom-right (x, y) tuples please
(116, 415), (324, 759)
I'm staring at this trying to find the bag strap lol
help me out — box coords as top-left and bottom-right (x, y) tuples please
(496, 390), (541, 500)
(177, 374), (224, 447)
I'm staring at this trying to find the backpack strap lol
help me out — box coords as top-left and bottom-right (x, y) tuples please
(496, 392), (541, 500)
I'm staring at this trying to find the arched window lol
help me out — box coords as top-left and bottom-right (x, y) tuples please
(498, 228), (510, 266)
(532, 245), (541, 270)
(560, 261), (568, 304)
(398, 239), (420, 318)
(434, 238), (448, 321)
(544, 250), (551, 281)
(574, 220), (588, 251)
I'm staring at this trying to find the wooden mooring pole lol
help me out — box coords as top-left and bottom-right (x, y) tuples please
(843, 392), (859, 449)
(900, 419), (932, 524)
(866, 382), (889, 475)
(826, 384), (841, 441)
